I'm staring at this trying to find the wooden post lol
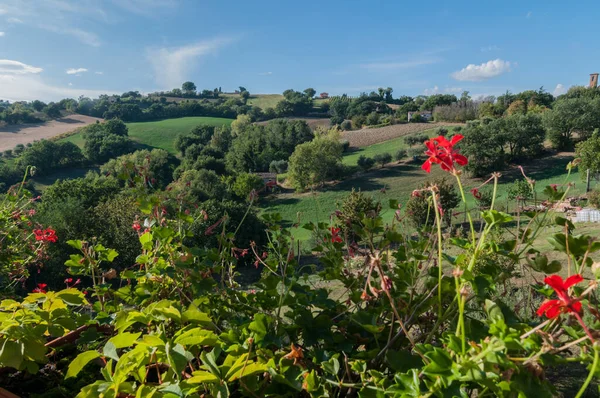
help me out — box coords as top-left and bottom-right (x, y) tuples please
(586, 169), (591, 193)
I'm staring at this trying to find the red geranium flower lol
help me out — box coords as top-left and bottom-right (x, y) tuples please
(132, 221), (141, 231)
(328, 227), (343, 243)
(33, 283), (47, 293)
(537, 274), (584, 319)
(34, 228), (58, 243)
(422, 135), (468, 173)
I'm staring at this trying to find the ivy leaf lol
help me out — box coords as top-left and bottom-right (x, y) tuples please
(66, 350), (100, 378)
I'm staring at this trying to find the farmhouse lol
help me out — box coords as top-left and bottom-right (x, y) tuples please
(407, 110), (433, 122)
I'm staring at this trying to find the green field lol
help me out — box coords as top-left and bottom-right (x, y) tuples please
(60, 116), (233, 154)
(261, 132), (588, 242)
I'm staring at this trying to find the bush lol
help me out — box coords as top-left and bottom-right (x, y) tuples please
(589, 189), (600, 209)
(340, 120), (352, 131)
(366, 112), (380, 126)
(351, 115), (366, 129)
(373, 152), (392, 168)
(394, 150), (405, 161)
(269, 160), (288, 174)
(340, 140), (350, 153)
(406, 147), (422, 161)
(437, 127), (449, 136)
(83, 120), (133, 164)
(406, 178), (459, 227)
(357, 155), (375, 171)
(334, 189), (381, 242)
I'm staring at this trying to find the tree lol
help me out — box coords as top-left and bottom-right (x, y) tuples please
(18, 140), (84, 175)
(181, 82), (197, 94)
(43, 102), (62, 118)
(543, 97), (600, 149)
(100, 149), (177, 189)
(167, 169), (229, 202)
(303, 88), (316, 98)
(357, 155), (375, 171)
(240, 90), (250, 101)
(232, 172), (264, 199)
(288, 132), (343, 191)
(238, 86), (247, 93)
(83, 120), (133, 163)
(231, 114), (252, 136)
(373, 152), (392, 168)
(505, 99), (527, 116)
(576, 131), (600, 182)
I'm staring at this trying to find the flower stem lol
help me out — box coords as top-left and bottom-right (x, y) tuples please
(575, 343), (599, 398)
(454, 174), (476, 246)
(430, 190), (444, 319)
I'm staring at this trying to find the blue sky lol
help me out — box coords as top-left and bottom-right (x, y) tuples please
(0, 0), (599, 102)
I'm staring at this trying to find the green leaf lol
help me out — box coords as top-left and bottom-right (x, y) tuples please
(139, 232), (154, 250)
(227, 361), (268, 382)
(103, 342), (119, 362)
(187, 370), (220, 384)
(0, 339), (24, 369)
(66, 240), (84, 251)
(55, 289), (87, 306)
(485, 300), (504, 322)
(182, 307), (213, 326)
(66, 350), (100, 378)
(423, 347), (453, 375)
(174, 328), (218, 347)
(108, 332), (141, 349)
(482, 210), (513, 225)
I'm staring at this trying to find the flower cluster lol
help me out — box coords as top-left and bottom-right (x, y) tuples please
(33, 228), (58, 243)
(537, 274), (584, 318)
(422, 134), (468, 173)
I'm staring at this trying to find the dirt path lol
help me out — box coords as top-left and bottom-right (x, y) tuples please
(0, 115), (102, 152)
(342, 122), (464, 148)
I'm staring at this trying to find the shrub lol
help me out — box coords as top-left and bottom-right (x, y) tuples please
(351, 115), (366, 129)
(13, 144), (25, 155)
(373, 152), (392, 168)
(589, 189), (600, 209)
(340, 120), (352, 131)
(437, 127), (449, 136)
(334, 189), (381, 242)
(357, 155), (375, 171)
(406, 178), (459, 227)
(340, 140), (350, 153)
(406, 147), (422, 161)
(394, 150), (405, 161)
(366, 112), (380, 126)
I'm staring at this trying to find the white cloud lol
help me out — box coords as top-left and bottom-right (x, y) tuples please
(68, 82), (73, 86)
(40, 25), (101, 47)
(259, 71), (273, 76)
(0, 74), (114, 102)
(0, 9), (6, 15)
(7, 17), (22, 23)
(0, 32), (4, 37)
(424, 86), (463, 95)
(526, 11), (532, 18)
(359, 58), (439, 71)
(147, 37), (235, 89)
(66, 67), (88, 75)
(481, 45), (499, 52)
(553, 83), (567, 97)
(0, 59), (43, 74)
(95, 71), (104, 75)
(451, 59), (512, 81)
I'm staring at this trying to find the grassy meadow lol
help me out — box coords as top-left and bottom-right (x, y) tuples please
(261, 132), (589, 242)
(60, 116), (233, 154)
